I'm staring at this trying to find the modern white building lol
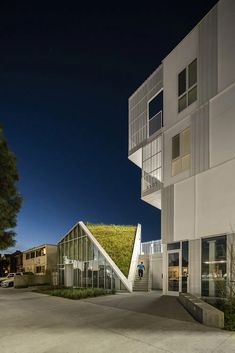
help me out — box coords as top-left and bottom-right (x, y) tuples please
(128, 0), (235, 297)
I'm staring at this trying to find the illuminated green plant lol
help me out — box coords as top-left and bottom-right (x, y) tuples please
(86, 223), (136, 277)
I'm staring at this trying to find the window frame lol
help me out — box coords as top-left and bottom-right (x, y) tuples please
(147, 88), (163, 138)
(178, 59), (197, 113)
(171, 127), (191, 176)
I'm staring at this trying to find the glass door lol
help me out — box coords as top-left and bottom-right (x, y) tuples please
(167, 251), (181, 295)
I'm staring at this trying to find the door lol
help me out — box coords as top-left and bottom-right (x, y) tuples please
(167, 251), (181, 295)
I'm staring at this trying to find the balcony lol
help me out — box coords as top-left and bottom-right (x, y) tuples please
(141, 172), (163, 209)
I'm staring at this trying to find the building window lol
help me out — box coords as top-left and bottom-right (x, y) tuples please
(172, 128), (190, 176)
(142, 135), (162, 192)
(26, 253), (30, 260)
(201, 235), (227, 298)
(167, 242), (180, 251)
(30, 252), (35, 259)
(148, 91), (163, 136)
(182, 241), (189, 293)
(36, 248), (46, 257)
(36, 266), (45, 274)
(178, 59), (197, 113)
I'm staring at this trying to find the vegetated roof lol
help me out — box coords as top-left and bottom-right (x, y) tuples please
(86, 223), (137, 278)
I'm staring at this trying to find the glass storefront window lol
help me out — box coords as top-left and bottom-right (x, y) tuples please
(182, 241), (188, 293)
(201, 235), (227, 297)
(168, 252), (179, 292)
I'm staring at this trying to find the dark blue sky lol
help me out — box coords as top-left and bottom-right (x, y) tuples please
(1, 1), (218, 251)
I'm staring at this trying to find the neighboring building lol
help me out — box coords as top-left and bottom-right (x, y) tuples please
(57, 221), (141, 291)
(10, 251), (23, 273)
(0, 254), (11, 275)
(0, 251), (23, 275)
(23, 244), (57, 274)
(128, 0), (235, 297)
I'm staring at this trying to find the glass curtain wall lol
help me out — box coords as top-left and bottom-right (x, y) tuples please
(142, 135), (162, 192)
(57, 224), (124, 291)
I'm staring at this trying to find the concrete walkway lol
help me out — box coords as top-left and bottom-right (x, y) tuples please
(0, 288), (234, 353)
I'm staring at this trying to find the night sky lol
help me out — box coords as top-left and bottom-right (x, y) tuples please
(0, 1), (218, 252)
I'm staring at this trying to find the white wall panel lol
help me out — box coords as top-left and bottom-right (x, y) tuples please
(196, 158), (235, 237)
(218, 0), (235, 92)
(174, 178), (195, 241)
(210, 83), (235, 167)
(151, 253), (163, 290)
(163, 28), (198, 131)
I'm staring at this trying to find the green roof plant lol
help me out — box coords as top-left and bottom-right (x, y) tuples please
(86, 223), (136, 278)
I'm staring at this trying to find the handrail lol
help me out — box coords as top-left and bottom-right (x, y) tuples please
(148, 254), (152, 291)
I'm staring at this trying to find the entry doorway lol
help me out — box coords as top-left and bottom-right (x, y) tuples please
(167, 241), (189, 295)
(167, 250), (181, 295)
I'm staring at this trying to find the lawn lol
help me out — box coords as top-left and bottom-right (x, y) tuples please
(86, 223), (137, 277)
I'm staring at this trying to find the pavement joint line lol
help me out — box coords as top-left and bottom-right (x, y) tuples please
(212, 332), (235, 353)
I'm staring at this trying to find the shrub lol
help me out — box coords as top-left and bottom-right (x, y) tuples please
(35, 287), (115, 300)
(212, 299), (235, 331)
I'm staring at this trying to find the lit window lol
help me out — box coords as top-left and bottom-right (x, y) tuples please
(172, 128), (190, 176)
(178, 59), (197, 113)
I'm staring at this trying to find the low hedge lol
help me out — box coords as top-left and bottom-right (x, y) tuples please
(213, 300), (235, 331)
(35, 287), (115, 300)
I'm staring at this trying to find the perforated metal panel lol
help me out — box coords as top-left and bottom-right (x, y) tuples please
(128, 65), (163, 154)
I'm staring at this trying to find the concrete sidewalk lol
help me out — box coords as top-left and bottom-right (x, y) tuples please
(85, 290), (196, 322)
(0, 288), (234, 353)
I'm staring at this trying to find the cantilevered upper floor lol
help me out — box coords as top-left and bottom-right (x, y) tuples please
(128, 0), (235, 213)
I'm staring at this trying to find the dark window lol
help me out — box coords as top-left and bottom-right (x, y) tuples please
(36, 249), (43, 257)
(167, 242), (180, 251)
(178, 59), (197, 112)
(188, 59), (197, 88)
(149, 91), (163, 120)
(178, 94), (187, 113)
(178, 69), (186, 96)
(188, 86), (197, 105)
(31, 252), (35, 259)
(26, 253), (30, 260)
(172, 134), (180, 160)
(148, 91), (163, 136)
(36, 266), (45, 273)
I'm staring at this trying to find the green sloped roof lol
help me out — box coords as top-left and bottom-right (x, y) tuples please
(86, 223), (136, 277)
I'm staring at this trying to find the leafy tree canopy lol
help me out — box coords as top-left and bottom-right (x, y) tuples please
(0, 126), (22, 249)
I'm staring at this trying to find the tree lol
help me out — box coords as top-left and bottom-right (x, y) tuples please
(0, 126), (22, 249)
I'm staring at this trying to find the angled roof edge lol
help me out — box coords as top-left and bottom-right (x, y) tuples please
(79, 221), (137, 292)
(128, 224), (141, 283)
(57, 220), (81, 244)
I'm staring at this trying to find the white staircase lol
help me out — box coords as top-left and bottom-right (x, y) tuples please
(133, 254), (152, 292)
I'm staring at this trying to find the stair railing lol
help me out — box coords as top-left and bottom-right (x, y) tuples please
(148, 255), (152, 291)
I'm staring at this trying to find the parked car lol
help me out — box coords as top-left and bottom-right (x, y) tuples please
(1, 272), (34, 288)
(1, 277), (14, 287)
(0, 273), (15, 284)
